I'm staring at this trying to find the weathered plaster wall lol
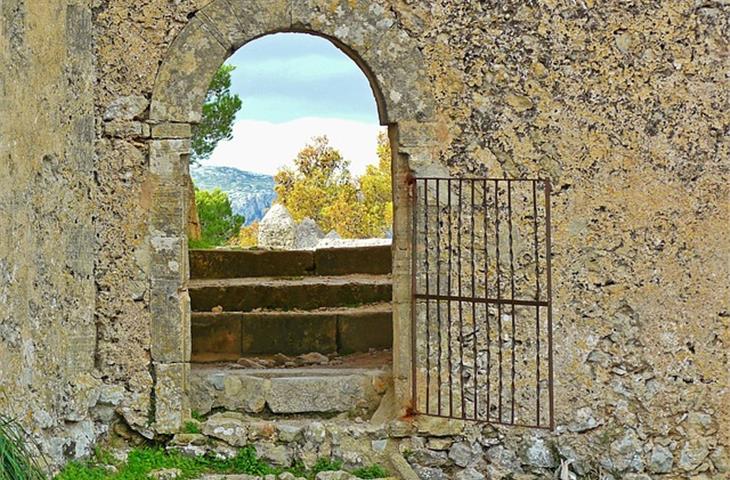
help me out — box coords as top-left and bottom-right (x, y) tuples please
(0, 0), (110, 465)
(90, 0), (729, 476)
(0, 0), (727, 476)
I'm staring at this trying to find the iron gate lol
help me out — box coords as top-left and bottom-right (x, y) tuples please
(411, 177), (554, 429)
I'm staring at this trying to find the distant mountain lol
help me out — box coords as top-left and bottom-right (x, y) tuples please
(190, 165), (276, 225)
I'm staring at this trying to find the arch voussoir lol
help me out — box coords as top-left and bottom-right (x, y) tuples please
(150, 16), (228, 124)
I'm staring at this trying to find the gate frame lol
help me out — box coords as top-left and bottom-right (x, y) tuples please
(146, 0), (441, 432)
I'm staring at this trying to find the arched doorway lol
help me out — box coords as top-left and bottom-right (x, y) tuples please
(147, 0), (439, 433)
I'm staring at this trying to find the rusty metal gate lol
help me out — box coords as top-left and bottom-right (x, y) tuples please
(411, 177), (554, 429)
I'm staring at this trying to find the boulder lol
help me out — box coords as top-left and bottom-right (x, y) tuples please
(294, 217), (324, 249)
(258, 204), (297, 249)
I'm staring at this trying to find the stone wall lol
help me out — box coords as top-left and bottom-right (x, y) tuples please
(0, 0), (108, 464)
(0, 0), (727, 476)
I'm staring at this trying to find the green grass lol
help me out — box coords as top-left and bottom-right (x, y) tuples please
(311, 457), (343, 475)
(55, 446), (388, 480)
(181, 421), (201, 434)
(352, 465), (389, 479)
(0, 414), (48, 480)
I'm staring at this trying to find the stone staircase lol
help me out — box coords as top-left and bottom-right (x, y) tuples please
(187, 245), (394, 418)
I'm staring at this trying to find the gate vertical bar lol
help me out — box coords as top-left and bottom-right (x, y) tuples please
(447, 179), (453, 416)
(494, 180), (503, 422)
(483, 179), (490, 422)
(411, 178), (418, 412)
(532, 180), (541, 427)
(458, 179), (465, 417)
(424, 179), (430, 413)
(545, 180), (555, 430)
(507, 180), (516, 424)
(436, 179), (442, 416)
(471, 181), (478, 419)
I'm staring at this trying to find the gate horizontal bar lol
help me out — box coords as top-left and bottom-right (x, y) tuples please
(414, 294), (548, 308)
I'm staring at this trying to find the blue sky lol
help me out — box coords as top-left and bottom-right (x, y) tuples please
(225, 33), (379, 124)
(206, 32), (384, 175)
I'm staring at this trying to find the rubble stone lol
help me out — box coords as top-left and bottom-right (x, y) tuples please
(258, 204), (297, 249)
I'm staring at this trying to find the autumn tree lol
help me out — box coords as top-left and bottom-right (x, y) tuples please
(358, 131), (393, 236)
(274, 136), (353, 232)
(274, 134), (393, 239)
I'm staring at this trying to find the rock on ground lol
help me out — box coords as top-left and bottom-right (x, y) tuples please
(294, 217), (324, 249)
(258, 204), (297, 249)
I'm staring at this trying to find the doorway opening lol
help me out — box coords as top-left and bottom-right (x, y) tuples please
(185, 33), (395, 418)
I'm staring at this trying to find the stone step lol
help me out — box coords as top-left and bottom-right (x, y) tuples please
(189, 275), (392, 313)
(189, 245), (392, 280)
(190, 365), (391, 417)
(192, 304), (393, 360)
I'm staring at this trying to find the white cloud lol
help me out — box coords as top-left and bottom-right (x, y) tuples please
(204, 118), (386, 176)
(232, 55), (355, 81)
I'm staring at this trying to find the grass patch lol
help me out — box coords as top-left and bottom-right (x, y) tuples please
(55, 446), (389, 480)
(352, 464), (389, 479)
(0, 414), (48, 480)
(182, 421), (201, 435)
(311, 457), (343, 475)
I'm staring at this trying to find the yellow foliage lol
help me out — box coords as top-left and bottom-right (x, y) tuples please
(274, 134), (393, 238)
(237, 221), (259, 248)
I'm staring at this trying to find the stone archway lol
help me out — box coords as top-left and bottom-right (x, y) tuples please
(147, 0), (441, 432)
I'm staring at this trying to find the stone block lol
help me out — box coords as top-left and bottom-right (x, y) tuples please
(104, 95), (148, 120)
(190, 369), (270, 415)
(150, 139), (191, 179)
(151, 279), (190, 362)
(189, 249), (315, 279)
(191, 313), (242, 361)
(150, 233), (186, 280)
(314, 245), (392, 276)
(188, 277), (392, 312)
(150, 184), (187, 236)
(267, 375), (375, 414)
(151, 122), (192, 139)
(291, 0), (395, 59)
(154, 362), (190, 434)
(104, 120), (147, 137)
(202, 412), (249, 446)
(359, 27), (435, 123)
(225, 0), (290, 41)
(337, 307), (393, 354)
(239, 312), (337, 355)
(197, 0), (249, 50)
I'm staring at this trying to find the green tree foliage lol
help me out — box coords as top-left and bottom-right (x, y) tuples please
(191, 65), (242, 163)
(191, 188), (244, 248)
(274, 134), (392, 239)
